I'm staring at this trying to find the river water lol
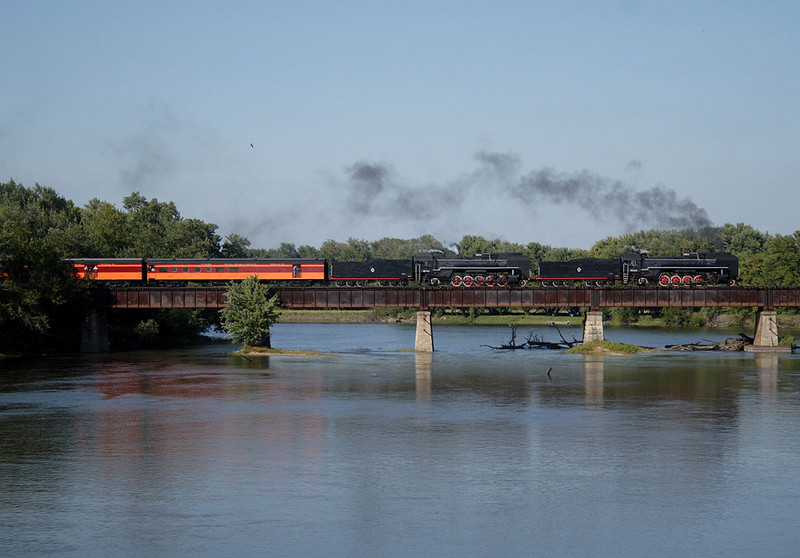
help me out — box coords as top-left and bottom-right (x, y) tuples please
(2, 323), (800, 557)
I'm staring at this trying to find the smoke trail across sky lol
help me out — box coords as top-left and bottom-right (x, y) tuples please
(341, 151), (712, 233)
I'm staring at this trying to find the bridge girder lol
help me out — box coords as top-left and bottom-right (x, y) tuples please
(102, 287), (800, 311)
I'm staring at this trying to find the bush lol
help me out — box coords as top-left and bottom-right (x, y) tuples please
(134, 319), (159, 343)
(779, 334), (796, 348)
(661, 307), (706, 327)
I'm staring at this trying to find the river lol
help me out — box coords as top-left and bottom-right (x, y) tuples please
(2, 323), (800, 557)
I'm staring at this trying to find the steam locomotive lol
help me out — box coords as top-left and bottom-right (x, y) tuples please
(67, 251), (738, 288)
(536, 252), (739, 287)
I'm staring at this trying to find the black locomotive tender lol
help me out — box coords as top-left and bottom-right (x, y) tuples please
(331, 251), (739, 288)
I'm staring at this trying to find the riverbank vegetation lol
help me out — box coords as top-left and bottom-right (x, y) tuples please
(3, 179), (800, 354)
(220, 277), (281, 349)
(567, 341), (654, 355)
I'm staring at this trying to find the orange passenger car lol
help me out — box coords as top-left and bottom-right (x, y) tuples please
(67, 259), (146, 282)
(145, 259), (327, 284)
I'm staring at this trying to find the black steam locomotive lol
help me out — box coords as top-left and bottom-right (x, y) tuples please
(536, 252), (739, 287)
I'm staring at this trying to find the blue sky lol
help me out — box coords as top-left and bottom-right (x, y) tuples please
(3, 1), (799, 250)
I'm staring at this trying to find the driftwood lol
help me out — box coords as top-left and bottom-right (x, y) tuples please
(665, 333), (752, 352)
(482, 324), (579, 350)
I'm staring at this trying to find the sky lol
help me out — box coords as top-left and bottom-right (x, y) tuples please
(3, 0), (799, 251)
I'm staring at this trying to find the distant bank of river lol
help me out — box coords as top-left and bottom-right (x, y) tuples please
(277, 308), (800, 331)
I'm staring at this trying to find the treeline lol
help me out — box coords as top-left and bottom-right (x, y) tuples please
(1, 180), (245, 353)
(2, 179), (800, 353)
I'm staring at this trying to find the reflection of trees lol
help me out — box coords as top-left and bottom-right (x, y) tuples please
(76, 359), (328, 487)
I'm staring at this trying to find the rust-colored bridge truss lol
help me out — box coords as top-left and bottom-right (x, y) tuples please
(105, 286), (800, 310)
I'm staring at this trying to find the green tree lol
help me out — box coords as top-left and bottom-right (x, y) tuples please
(1, 180), (91, 352)
(80, 198), (130, 256)
(455, 235), (525, 256)
(164, 218), (221, 258)
(296, 244), (321, 258)
(117, 192), (222, 258)
(590, 228), (718, 258)
(220, 276), (281, 348)
(318, 238), (371, 261)
(761, 233), (800, 286)
(719, 223), (767, 257)
(221, 233), (251, 258)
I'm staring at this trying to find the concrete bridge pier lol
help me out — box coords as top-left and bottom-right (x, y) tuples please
(81, 309), (109, 353)
(583, 310), (604, 343)
(746, 310), (791, 353)
(415, 310), (434, 352)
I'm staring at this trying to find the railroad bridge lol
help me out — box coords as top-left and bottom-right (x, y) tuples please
(82, 286), (800, 353)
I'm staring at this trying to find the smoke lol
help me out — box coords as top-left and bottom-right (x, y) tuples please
(344, 161), (462, 219)
(341, 151), (712, 232)
(510, 167), (712, 230)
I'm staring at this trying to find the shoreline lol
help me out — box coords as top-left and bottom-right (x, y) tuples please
(277, 309), (800, 331)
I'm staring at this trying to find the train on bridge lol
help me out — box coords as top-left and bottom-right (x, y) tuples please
(67, 251), (739, 289)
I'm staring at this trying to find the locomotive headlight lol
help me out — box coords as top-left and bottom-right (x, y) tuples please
(370, 267), (375, 273)
(577, 267), (582, 273)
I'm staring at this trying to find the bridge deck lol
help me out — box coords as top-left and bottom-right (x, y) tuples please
(105, 287), (800, 310)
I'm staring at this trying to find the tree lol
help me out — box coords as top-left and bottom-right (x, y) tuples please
(719, 223), (767, 257)
(80, 198), (130, 256)
(220, 276), (281, 348)
(164, 218), (221, 258)
(761, 233), (800, 286)
(1, 180), (91, 352)
(221, 233), (251, 258)
(591, 228), (716, 258)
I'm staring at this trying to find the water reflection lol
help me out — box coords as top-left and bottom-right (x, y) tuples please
(414, 352), (432, 402)
(3, 326), (800, 558)
(583, 355), (604, 405)
(754, 353), (779, 401)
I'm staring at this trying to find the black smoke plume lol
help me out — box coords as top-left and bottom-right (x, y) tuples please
(342, 152), (712, 231)
(510, 167), (712, 230)
(344, 161), (462, 219)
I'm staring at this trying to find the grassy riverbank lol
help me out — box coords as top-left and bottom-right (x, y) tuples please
(567, 341), (657, 355)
